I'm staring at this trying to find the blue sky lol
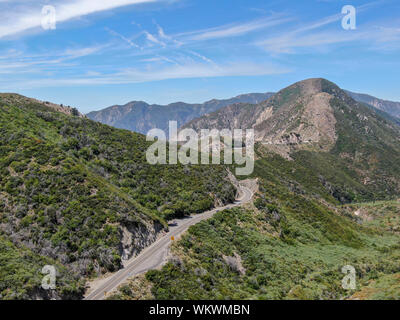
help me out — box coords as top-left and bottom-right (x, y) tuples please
(0, 0), (399, 113)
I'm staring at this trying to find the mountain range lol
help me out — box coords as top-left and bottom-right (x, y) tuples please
(87, 93), (274, 134)
(87, 88), (400, 135)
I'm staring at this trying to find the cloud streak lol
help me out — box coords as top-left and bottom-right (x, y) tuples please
(105, 27), (140, 48)
(256, 1), (399, 54)
(0, 44), (107, 75)
(0, 0), (159, 39)
(0, 61), (291, 89)
(177, 15), (292, 41)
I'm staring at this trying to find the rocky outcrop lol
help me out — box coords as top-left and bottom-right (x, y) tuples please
(223, 252), (246, 275)
(120, 221), (165, 262)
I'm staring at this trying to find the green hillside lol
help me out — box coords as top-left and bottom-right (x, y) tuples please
(127, 158), (400, 300)
(0, 94), (235, 299)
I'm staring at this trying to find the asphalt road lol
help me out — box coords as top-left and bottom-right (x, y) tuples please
(84, 186), (253, 300)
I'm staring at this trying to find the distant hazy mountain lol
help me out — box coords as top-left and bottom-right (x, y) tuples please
(346, 90), (400, 119)
(86, 93), (274, 134)
(87, 88), (400, 136)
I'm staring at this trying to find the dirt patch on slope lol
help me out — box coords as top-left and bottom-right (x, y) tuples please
(300, 92), (337, 149)
(256, 92), (337, 158)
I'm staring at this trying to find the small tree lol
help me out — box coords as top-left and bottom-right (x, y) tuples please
(71, 108), (79, 116)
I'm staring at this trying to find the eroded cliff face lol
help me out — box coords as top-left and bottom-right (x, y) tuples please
(119, 221), (165, 262)
(256, 91), (338, 154)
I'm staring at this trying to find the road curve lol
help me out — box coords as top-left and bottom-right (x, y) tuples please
(84, 186), (253, 300)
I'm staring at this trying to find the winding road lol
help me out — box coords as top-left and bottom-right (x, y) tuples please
(84, 186), (253, 300)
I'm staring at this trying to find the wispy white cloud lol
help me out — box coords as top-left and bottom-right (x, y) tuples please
(140, 55), (179, 65)
(144, 31), (166, 47)
(0, 61), (290, 89)
(156, 23), (169, 40)
(61, 45), (106, 60)
(258, 24), (400, 54)
(0, 0), (159, 39)
(256, 1), (399, 54)
(177, 15), (292, 41)
(187, 50), (214, 64)
(257, 31), (356, 54)
(105, 27), (140, 48)
(0, 44), (106, 75)
(154, 21), (183, 46)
